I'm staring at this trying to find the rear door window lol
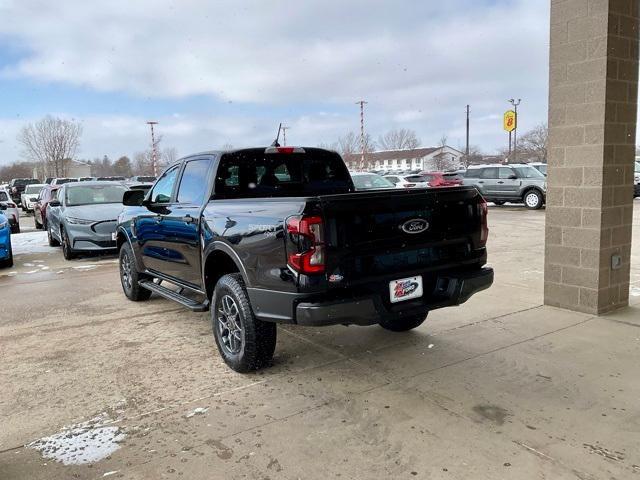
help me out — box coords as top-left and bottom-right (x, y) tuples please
(214, 149), (353, 198)
(177, 159), (213, 204)
(479, 168), (498, 179)
(498, 167), (515, 179)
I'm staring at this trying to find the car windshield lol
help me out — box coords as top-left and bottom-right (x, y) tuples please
(0, 191), (9, 202)
(25, 185), (42, 194)
(351, 174), (395, 190)
(513, 166), (545, 178)
(65, 184), (128, 206)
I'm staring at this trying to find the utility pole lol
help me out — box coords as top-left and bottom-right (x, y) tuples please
(281, 125), (290, 146)
(146, 121), (158, 176)
(465, 105), (470, 165)
(355, 100), (368, 169)
(509, 98), (521, 162)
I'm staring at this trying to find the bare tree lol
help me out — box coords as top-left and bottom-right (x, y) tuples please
(337, 131), (376, 156)
(18, 115), (82, 177)
(429, 135), (458, 171)
(377, 128), (420, 151)
(133, 151), (154, 176)
(518, 123), (548, 162)
(221, 143), (234, 150)
(161, 147), (179, 167)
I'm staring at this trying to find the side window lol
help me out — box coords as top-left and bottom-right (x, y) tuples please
(498, 167), (515, 179)
(465, 169), (480, 178)
(480, 168), (498, 179)
(177, 159), (213, 205)
(151, 166), (179, 203)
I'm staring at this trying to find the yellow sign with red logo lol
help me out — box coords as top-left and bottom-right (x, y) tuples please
(503, 110), (516, 132)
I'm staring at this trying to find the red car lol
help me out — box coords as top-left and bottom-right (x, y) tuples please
(34, 185), (61, 230)
(421, 171), (464, 187)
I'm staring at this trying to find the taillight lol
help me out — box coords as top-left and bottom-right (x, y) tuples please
(479, 197), (488, 247)
(286, 215), (325, 274)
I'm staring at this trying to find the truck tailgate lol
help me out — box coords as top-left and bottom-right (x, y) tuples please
(319, 187), (486, 286)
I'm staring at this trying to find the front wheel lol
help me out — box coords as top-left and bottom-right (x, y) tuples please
(379, 313), (427, 332)
(212, 274), (277, 372)
(47, 224), (60, 246)
(34, 215), (42, 230)
(523, 190), (544, 210)
(119, 242), (151, 301)
(11, 224), (20, 234)
(0, 245), (13, 268)
(61, 227), (77, 260)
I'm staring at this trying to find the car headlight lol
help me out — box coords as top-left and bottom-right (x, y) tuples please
(0, 220), (7, 229)
(66, 217), (94, 225)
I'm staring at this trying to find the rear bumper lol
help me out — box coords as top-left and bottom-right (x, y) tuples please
(295, 267), (494, 327)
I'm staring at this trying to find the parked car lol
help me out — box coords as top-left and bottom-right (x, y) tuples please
(44, 177), (54, 184)
(93, 176), (126, 181)
(384, 174), (430, 188)
(34, 185), (61, 230)
(50, 178), (76, 185)
(0, 210), (13, 268)
(634, 161), (640, 198)
(463, 164), (546, 209)
(129, 175), (156, 183)
(420, 172), (463, 187)
(350, 172), (396, 190)
(116, 146), (493, 372)
(47, 182), (129, 259)
(529, 162), (548, 176)
(8, 178), (39, 205)
(77, 177), (93, 182)
(0, 188), (20, 233)
(20, 183), (45, 212)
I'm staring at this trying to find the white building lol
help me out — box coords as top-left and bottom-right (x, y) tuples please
(343, 146), (465, 172)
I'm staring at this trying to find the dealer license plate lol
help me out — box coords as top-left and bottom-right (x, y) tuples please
(389, 276), (423, 303)
(111, 232), (117, 241)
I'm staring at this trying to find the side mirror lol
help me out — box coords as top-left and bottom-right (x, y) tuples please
(123, 189), (146, 206)
(509, 174), (518, 180)
(49, 200), (61, 207)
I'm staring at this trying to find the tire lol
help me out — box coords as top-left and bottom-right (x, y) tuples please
(119, 242), (152, 301)
(61, 227), (77, 260)
(212, 274), (277, 372)
(493, 200), (505, 206)
(34, 215), (43, 230)
(0, 245), (13, 268)
(379, 313), (427, 332)
(523, 189), (544, 210)
(11, 224), (20, 234)
(47, 224), (60, 246)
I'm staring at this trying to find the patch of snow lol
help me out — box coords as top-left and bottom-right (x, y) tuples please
(631, 286), (640, 297)
(27, 414), (125, 466)
(185, 407), (208, 418)
(25, 269), (39, 274)
(11, 231), (54, 256)
(23, 262), (34, 267)
(72, 264), (97, 271)
(427, 344), (434, 349)
(103, 471), (119, 477)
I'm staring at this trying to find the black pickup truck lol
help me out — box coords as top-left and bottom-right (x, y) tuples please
(117, 147), (493, 372)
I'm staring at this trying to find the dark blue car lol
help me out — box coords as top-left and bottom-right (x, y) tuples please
(0, 211), (13, 268)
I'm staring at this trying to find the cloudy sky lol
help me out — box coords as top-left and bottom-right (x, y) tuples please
(0, 0), (550, 165)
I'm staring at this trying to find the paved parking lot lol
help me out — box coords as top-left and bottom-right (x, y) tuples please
(1, 205), (639, 480)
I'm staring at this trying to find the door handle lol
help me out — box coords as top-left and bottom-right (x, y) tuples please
(477, 181), (484, 184)
(155, 216), (163, 223)
(497, 181), (504, 184)
(183, 215), (196, 224)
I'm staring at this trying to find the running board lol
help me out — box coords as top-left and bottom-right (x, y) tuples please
(139, 280), (209, 312)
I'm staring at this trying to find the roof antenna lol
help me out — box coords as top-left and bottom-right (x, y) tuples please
(271, 123), (282, 147)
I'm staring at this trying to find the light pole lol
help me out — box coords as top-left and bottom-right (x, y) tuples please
(146, 121), (159, 176)
(509, 98), (521, 162)
(355, 100), (368, 169)
(281, 125), (290, 146)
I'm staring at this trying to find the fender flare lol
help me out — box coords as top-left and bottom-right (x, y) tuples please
(201, 240), (249, 286)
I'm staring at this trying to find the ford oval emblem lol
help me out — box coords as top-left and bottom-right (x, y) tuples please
(401, 218), (429, 234)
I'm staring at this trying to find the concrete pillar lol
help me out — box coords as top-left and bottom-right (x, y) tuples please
(544, 0), (638, 314)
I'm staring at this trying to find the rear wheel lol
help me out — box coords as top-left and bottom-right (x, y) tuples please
(379, 313), (427, 332)
(212, 274), (277, 372)
(119, 242), (151, 301)
(523, 189), (543, 210)
(34, 214), (42, 230)
(11, 224), (20, 234)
